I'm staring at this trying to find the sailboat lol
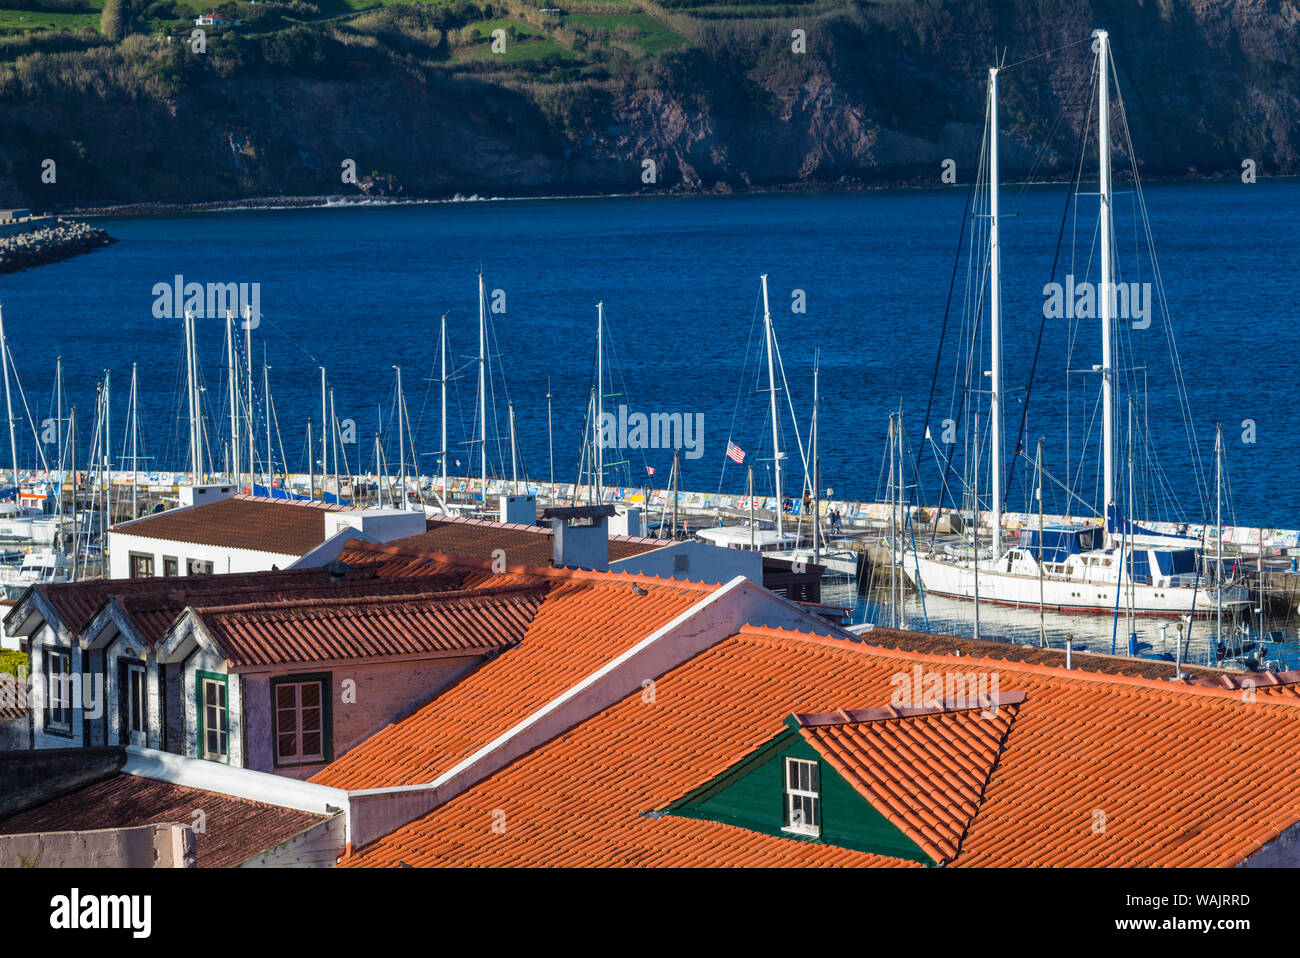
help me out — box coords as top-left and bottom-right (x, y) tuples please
(901, 32), (1248, 618)
(696, 275), (858, 577)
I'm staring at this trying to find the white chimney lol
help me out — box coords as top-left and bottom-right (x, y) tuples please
(499, 494), (537, 526)
(609, 506), (643, 538)
(545, 506), (613, 571)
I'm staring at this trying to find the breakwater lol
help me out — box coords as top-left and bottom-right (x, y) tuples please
(0, 218), (114, 273)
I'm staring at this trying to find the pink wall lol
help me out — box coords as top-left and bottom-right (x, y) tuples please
(241, 655), (485, 779)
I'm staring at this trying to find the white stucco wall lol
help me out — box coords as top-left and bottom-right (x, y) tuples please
(108, 532), (301, 579)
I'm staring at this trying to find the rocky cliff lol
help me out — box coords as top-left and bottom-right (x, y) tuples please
(0, 0), (1295, 210)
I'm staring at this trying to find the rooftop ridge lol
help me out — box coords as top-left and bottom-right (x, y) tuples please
(792, 690), (1029, 727)
(188, 581), (549, 618)
(432, 513), (672, 546)
(341, 539), (723, 592)
(734, 625), (1300, 708)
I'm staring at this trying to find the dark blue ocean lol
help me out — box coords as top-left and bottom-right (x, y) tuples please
(6, 181), (1298, 528)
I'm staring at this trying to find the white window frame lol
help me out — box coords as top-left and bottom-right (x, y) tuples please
(126, 663), (147, 745)
(783, 757), (821, 837)
(199, 676), (229, 762)
(45, 648), (72, 730)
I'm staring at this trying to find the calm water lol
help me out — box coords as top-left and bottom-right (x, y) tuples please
(5, 182), (1299, 527)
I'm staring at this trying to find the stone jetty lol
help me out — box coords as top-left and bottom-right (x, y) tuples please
(0, 218), (114, 273)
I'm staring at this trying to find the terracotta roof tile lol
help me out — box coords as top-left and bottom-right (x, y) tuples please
(111, 495), (348, 556)
(340, 628), (1300, 868)
(310, 572), (719, 789)
(794, 695), (1022, 863)
(194, 584), (548, 668)
(0, 774), (327, 867)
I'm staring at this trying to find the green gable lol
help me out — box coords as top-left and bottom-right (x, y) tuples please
(665, 728), (933, 865)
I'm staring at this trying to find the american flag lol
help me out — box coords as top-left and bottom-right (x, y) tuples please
(726, 441), (746, 464)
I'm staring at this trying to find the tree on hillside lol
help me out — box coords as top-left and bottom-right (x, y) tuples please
(100, 0), (127, 40)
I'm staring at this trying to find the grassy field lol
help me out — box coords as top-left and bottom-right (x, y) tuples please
(564, 10), (683, 52)
(0, 6), (102, 31)
(453, 17), (574, 63)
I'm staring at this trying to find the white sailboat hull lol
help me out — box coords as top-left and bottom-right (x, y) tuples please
(901, 550), (1247, 617)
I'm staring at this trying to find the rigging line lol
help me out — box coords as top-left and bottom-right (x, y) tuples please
(1113, 66), (1210, 518)
(4, 340), (50, 473)
(916, 134), (981, 540)
(718, 288), (763, 493)
(1001, 65), (1091, 512)
(998, 34), (1092, 73)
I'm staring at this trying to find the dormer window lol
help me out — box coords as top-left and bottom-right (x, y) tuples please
(783, 757), (821, 837)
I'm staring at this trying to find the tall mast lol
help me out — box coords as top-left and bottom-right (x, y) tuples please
(184, 311), (197, 477)
(306, 420), (314, 500)
(0, 306), (18, 495)
(263, 360), (272, 486)
(440, 313), (448, 506)
(102, 371), (111, 534)
(1036, 437), (1046, 647)
(243, 307), (253, 491)
(330, 387), (340, 504)
(394, 366), (407, 509)
(508, 400), (518, 496)
(595, 301), (604, 505)
(812, 349), (820, 567)
(477, 273), (487, 500)
(1096, 28), (1116, 527)
(55, 356), (63, 521)
(988, 65), (1003, 556)
(130, 363), (138, 520)
(547, 378), (553, 486)
(319, 366), (328, 483)
(69, 406), (77, 580)
(761, 274), (783, 538)
(1216, 423), (1223, 653)
(226, 310), (239, 483)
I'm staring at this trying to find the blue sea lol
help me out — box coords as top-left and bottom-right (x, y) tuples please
(6, 180), (1299, 528)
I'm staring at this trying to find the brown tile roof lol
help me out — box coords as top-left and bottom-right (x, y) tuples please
(0, 774), (328, 867)
(17, 566), (377, 637)
(392, 516), (670, 567)
(192, 583), (548, 668)
(340, 627), (1300, 868)
(104, 573), (467, 649)
(111, 494), (348, 556)
(311, 569), (722, 789)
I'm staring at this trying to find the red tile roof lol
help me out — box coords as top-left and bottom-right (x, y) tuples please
(0, 774), (327, 867)
(339, 627), (1300, 868)
(101, 573), (467, 649)
(392, 516), (670, 567)
(793, 694), (1024, 863)
(310, 570), (721, 789)
(112, 494), (348, 556)
(191, 584), (548, 668)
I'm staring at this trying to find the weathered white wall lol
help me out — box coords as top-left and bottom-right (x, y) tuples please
(103, 632), (163, 751)
(29, 622), (90, 750)
(181, 653), (243, 767)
